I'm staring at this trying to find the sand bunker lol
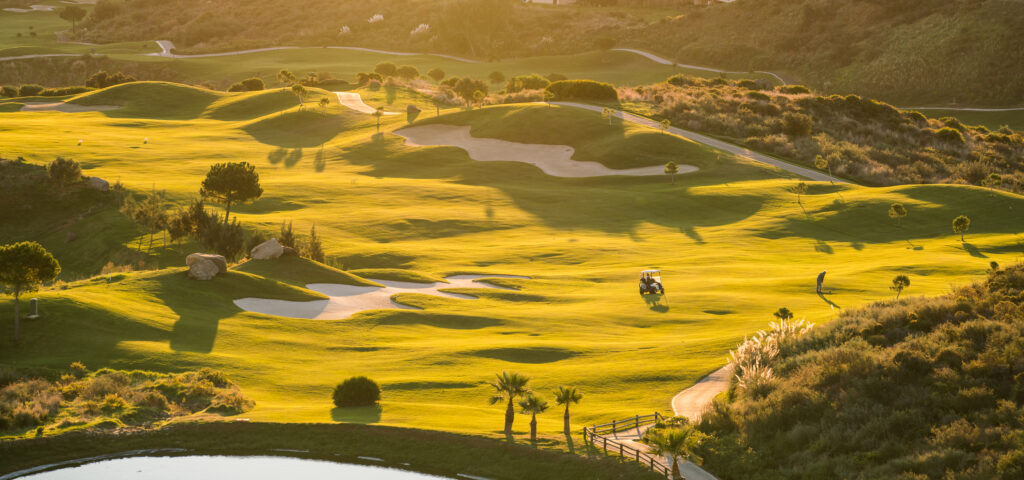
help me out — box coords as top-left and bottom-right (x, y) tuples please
(3, 5), (55, 12)
(335, 92), (400, 115)
(396, 124), (697, 178)
(234, 274), (529, 320)
(20, 102), (120, 113)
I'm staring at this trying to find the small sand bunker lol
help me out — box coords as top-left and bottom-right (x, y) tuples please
(234, 274), (530, 320)
(396, 124), (698, 178)
(3, 5), (55, 12)
(335, 92), (400, 115)
(20, 102), (119, 113)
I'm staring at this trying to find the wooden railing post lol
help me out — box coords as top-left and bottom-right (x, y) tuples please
(612, 419), (616, 432)
(635, 414), (640, 430)
(603, 437), (607, 455)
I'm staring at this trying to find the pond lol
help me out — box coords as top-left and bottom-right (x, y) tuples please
(11, 455), (454, 479)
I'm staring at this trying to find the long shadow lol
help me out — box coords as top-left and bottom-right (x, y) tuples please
(151, 271), (250, 353)
(817, 292), (840, 309)
(642, 294), (670, 312)
(962, 242), (988, 258)
(331, 405), (382, 424)
(565, 434), (575, 454)
(243, 110), (350, 148)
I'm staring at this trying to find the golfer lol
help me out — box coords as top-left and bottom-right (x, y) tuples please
(816, 270), (827, 294)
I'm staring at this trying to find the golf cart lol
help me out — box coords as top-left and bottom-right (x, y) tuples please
(639, 270), (665, 295)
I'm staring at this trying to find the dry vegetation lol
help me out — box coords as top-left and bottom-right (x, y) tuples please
(621, 76), (1024, 191)
(697, 263), (1024, 479)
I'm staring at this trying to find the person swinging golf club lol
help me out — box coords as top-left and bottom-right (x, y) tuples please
(816, 270), (827, 294)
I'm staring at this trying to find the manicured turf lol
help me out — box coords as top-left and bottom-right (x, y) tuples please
(1, 82), (1022, 443)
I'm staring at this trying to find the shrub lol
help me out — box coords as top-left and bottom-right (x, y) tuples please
(505, 74), (550, 93)
(227, 83), (246, 92)
(776, 84), (811, 94)
(1, 85), (16, 97)
(209, 388), (254, 414)
(240, 77), (265, 91)
(47, 157), (82, 188)
(545, 79), (618, 102)
(782, 112), (813, 136)
(332, 376), (381, 407)
(39, 86), (91, 96)
(18, 84), (45, 96)
(395, 65), (420, 80)
(374, 62), (397, 77)
(85, 71), (135, 89)
(935, 126), (966, 145)
(427, 68), (445, 82)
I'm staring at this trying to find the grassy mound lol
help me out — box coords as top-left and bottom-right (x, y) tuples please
(203, 88), (304, 121)
(235, 256), (380, 288)
(697, 264), (1024, 479)
(70, 81), (224, 119)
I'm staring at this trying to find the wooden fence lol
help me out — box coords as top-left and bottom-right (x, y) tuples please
(582, 412), (672, 478)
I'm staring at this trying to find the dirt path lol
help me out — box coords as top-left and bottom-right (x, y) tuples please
(612, 48), (788, 85)
(552, 102), (836, 182)
(20, 102), (119, 113)
(396, 124), (697, 178)
(671, 365), (733, 421)
(147, 40), (477, 63)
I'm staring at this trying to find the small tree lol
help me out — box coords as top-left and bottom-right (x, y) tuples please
(646, 426), (705, 480)
(660, 118), (671, 134)
(601, 107), (613, 125)
(889, 203), (907, 227)
(199, 162), (263, 224)
(793, 182), (808, 204)
(318, 97), (330, 112)
(488, 371), (531, 436)
(431, 94), (446, 116)
(814, 154), (833, 184)
(472, 90), (485, 109)
(427, 68), (445, 83)
(453, 77), (488, 108)
(518, 394), (549, 443)
(59, 5), (87, 34)
(290, 84), (307, 108)
(307, 224), (325, 263)
(374, 62), (397, 77)
(276, 69), (297, 86)
(488, 71), (505, 85)
(332, 376), (380, 407)
(543, 90), (554, 106)
(773, 307), (793, 320)
(396, 65), (420, 80)
(279, 220), (296, 248)
(891, 274), (910, 301)
(0, 241), (60, 343)
(664, 161), (679, 184)
(373, 106), (384, 133)
(554, 386), (582, 438)
(46, 157), (82, 190)
(952, 215), (970, 242)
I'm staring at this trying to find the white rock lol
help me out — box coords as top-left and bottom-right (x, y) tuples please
(186, 253), (227, 273)
(251, 238), (284, 260)
(188, 258), (219, 280)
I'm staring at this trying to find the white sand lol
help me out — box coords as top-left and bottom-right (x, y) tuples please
(335, 92), (399, 115)
(234, 274), (529, 320)
(20, 102), (119, 113)
(3, 5), (55, 12)
(396, 124), (697, 178)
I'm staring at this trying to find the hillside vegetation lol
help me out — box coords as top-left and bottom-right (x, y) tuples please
(63, 0), (1024, 105)
(698, 264), (1024, 479)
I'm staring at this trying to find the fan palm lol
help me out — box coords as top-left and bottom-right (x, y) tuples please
(646, 426), (705, 480)
(554, 386), (582, 438)
(518, 394), (549, 442)
(488, 371), (531, 435)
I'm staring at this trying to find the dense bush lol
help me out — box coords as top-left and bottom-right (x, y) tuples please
(1, 86), (18, 97)
(17, 84), (45, 96)
(332, 376), (380, 407)
(85, 71), (136, 89)
(241, 77), (265, 91)
(698, 264), (1024, 480)
(505, 74), (550, 93)
(40, 86), (92, 96)
(0, 364), (252, 432)
(545, 79), (617, 102)
(620, 75), (1024, 192)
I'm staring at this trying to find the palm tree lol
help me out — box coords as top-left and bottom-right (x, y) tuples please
(488, 371), (531, 436)
(646, 427), (705, 480)
(554, 386), (582, 438)
(518, 394), (549, 442)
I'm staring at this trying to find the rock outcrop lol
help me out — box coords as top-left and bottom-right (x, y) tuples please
(188, 258), (219, 280)
(86, 176), (110, 191)
(251, 238), (284, 260)
(186, 253), (227, 273)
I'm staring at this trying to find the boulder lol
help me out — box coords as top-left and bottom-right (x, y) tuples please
(86, 176), (109, 192)
(251, 238), (284, 260)
(186, 253), (227, 273)
(188, 258), (219, 280)
(281, 246), (298, 257)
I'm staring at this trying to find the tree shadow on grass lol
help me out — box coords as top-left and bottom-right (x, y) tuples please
(642, 294), (669, 312)
(962, 242), (988, 258)
(331, 405), (382, 424)
(243, 110), (349, 148)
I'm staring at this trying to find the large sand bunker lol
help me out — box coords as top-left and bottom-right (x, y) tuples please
(234, 274), (529, 320)
(396, 124), (697, 178)
(335, 92), (400, 115)
(3, 5), (55, 12)
(20, 102), (119, 113)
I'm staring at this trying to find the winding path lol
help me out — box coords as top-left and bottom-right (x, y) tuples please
(613, 48), (788, 85)
(552, 102), (837, 182)
(147, 40), (478, 63)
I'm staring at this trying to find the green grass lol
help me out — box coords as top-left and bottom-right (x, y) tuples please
(0, 422), (661, 479)
(1, 81), (1023, 443)
(917, 108), (1024, 132)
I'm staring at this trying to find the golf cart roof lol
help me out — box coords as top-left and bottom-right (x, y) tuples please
(641, 270), (661, 274)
